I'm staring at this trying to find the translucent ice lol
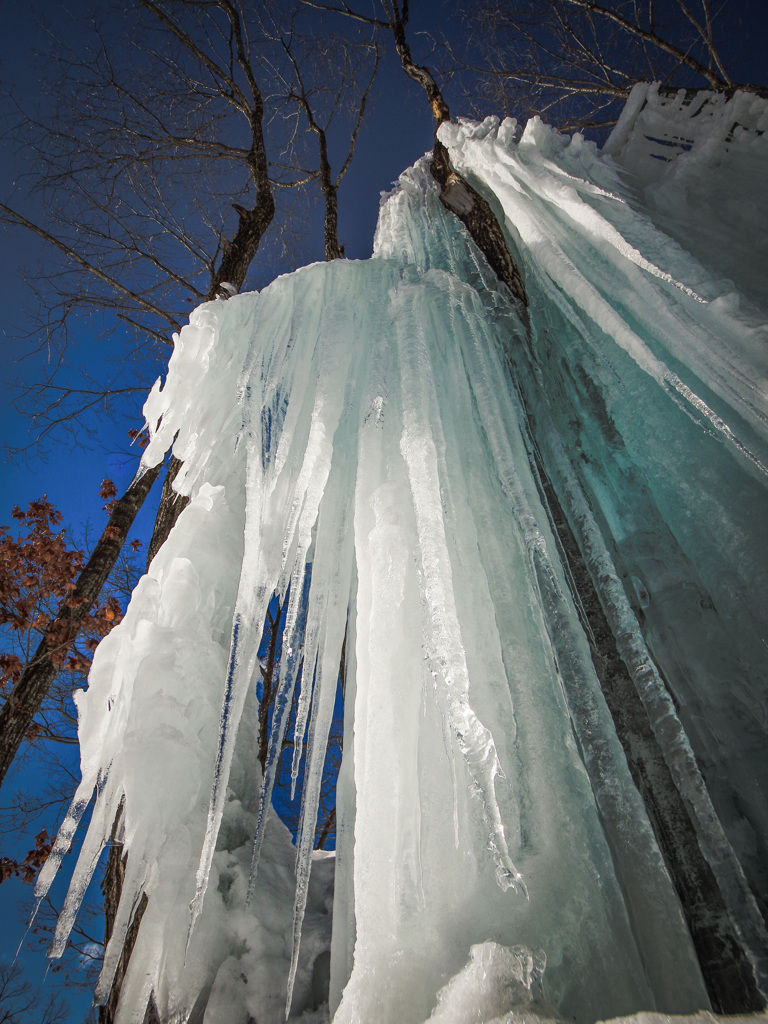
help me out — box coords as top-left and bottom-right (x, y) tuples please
(37, 93), (768, 1024)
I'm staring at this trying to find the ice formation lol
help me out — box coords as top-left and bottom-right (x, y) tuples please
(30, 86), (768, 1024)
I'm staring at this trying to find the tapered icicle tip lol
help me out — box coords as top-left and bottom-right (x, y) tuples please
(186, 812), (220, 960)
(186, 866), (209, 960)
(13, 897), (41, 966)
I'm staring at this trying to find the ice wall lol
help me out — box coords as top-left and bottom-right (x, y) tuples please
(440, 108), (768, 999)
(32, 96), (768, 1024)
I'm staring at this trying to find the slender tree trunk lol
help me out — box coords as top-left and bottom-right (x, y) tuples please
(99, 801), (152, 1024)
(258, 600), (282, 772)
(210, 194), (275, 295)
(145, 456), (189, 569)
(380, 3), (527, 305)
(315, 807), (336, 850)
(435, 159), (528, 306)
(0, 463), (161, 790)
(98, 890), (150, 1024)
(313, 129), (345, 260)
(386, 4), (449, 125)
(323, 183), (344, 261)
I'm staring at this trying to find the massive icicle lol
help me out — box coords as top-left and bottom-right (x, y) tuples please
(34, 91), (768, 1024)
(439, 104), (768, 1003)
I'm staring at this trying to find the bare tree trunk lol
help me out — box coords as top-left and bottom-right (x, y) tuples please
(321, 170), (345, 261)
(209, 194), (275, 295)
(145, 456), (189, 570)
(99, 802), (152, 1024)
(258, 599), (283, 773)
(99, 889), (150, 1024)
(0, 463), (161, 790)
(530, 443), (764, 1013)
(376, 3), (528, 304)
(315, 807), (336, 849)
(435, 160), (528, 306)
(383, 0), (449, 125)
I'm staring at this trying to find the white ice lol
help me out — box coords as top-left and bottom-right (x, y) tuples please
(31, 89), (768, 1024)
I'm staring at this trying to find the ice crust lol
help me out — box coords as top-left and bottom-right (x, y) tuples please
(34, 94), (768, 1024)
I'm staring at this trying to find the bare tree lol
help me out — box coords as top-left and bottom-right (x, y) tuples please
(0, 962), (69, 1024)
(268, 11), (380, 260)
(456, 0), (768, 132)
(303, 0), (527, 302)
(2, 0), (278, 450)
(2, 0), (383, 449)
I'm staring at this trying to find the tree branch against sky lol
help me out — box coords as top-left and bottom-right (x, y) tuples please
(270, 12), (380, 260)
(455, 0), (768, 131)
(304, 0), (528, 301)
(0, 962), (70, 1024)
(0, 0), (380, 453)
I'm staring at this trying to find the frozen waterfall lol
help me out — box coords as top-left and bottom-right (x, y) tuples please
(30, 88), (768, 1024)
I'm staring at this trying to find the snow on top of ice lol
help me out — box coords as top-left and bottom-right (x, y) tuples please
(604, 82), (768, 182)
(602, 83), (768, 306)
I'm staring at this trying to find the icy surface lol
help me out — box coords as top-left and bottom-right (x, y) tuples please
(440, 110), (768, 990)
(604, 83), (768, 307)
(34, 94), (768, 1024)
